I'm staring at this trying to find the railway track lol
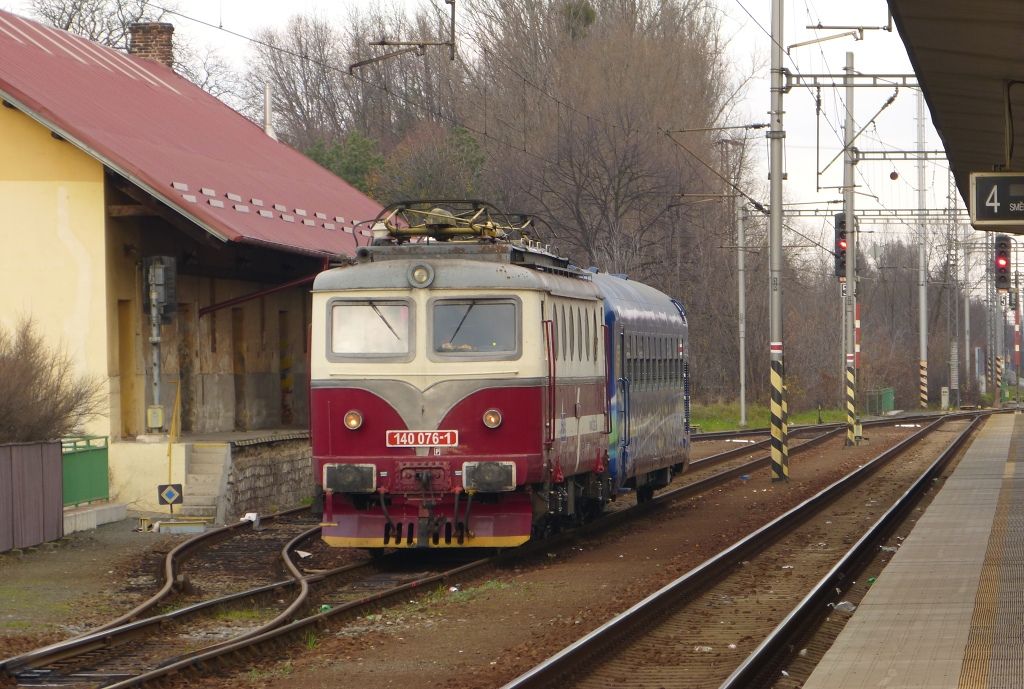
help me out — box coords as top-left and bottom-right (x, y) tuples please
(0, 413), (983, 687)
(499, 411), (987, 689)
(690, 410), (948, 442)
(0, 510), (496, 688)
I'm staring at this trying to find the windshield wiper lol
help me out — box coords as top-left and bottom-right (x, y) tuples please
(448, 301), (476, 343)
(370, 302), (401, 340)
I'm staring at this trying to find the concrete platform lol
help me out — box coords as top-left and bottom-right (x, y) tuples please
(804, 412), (1022, 689)
(63, 502), (127, 536)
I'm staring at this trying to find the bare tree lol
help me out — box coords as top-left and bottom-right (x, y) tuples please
(29, 0), (170, 50)
(0, 319), (104, 443)
(240, 14), (350, 150)
(29, 0), (241, 103)
(174, 41), (243, 106)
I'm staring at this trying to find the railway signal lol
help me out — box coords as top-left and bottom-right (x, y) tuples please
(834, 213), (848, 279)
(995, 234), (1012, 291)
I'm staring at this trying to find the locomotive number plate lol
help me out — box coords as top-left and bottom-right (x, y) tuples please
(386, 430), (459, 447)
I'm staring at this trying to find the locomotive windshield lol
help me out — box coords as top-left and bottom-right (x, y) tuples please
(432, 299), (517, 356)
(331, 300), (411, 355)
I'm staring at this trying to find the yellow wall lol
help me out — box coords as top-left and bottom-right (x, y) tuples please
(109, 442), (189, 511)
(0, 105), (110, 438)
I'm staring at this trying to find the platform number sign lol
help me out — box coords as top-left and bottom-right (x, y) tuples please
(970, 172), (1024, 231)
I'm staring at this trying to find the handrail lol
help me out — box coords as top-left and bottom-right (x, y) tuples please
(543, 319), (556, 446)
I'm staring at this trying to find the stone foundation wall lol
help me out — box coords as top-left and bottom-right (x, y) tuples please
(223, 439), (313, 521)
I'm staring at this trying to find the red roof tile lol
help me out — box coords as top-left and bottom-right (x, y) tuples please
(0, 10), (382, 257)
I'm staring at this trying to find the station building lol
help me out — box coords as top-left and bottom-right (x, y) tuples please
(0, 12), (381, 517)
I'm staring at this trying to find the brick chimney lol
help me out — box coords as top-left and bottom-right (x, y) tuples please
(128, 23), (174, 69)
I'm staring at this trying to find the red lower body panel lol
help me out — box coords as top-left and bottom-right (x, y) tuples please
(321, 491), (533, 548)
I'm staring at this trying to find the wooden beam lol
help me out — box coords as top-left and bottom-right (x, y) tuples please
(106, 172), (226, 252)
(107, 204), (156, 217)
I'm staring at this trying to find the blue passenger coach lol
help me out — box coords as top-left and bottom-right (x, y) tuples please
(591, 272), (691, 502)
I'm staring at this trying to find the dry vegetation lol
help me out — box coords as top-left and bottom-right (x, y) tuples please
(0, 319), (104, 442)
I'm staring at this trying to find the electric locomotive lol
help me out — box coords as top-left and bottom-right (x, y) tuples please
(310, 201), (690, 548)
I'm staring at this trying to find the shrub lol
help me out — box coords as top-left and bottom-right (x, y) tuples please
(0, 318), (104, 443)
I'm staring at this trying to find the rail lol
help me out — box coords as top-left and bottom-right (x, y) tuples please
(498, 411), (985, 689)
(719, 412), (986, 688)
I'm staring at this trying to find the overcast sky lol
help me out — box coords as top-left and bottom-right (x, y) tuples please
(3, 0), (965, 254)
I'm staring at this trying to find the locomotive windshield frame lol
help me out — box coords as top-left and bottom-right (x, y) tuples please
(428, 295), (522, 362)
(326, 297), (416, 363)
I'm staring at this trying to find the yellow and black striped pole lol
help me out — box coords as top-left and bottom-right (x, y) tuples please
(770, 344), (788, 481)
(919, 359), (928, 409)
(846, 360), (856, 446)
(781, 384), (790, 469)
(996, 356), (1003, 406)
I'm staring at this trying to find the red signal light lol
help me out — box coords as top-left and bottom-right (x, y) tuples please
(838, 239), (848, 250)
(997, 256), (1009, 269)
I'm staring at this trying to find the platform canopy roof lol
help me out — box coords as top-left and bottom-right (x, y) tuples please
(0, 10), (383, 258)
(889, 0), (1024, 207)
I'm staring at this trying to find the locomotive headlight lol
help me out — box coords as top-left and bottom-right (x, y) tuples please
(407, 263), (434, 288)
(343, 410), (363, 430)
(482, 408), (503, 429)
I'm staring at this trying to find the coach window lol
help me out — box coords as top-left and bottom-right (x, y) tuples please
(640, 335), (647, 385)
(655, 337), (661, 386)
(664, 338), (671, 383)
(432, 298), (519, 359)
(622, 333), (630, 380)
(329, 299), (412, 359)
(646, 335), (653, 385)
(622, 333), (630, 378)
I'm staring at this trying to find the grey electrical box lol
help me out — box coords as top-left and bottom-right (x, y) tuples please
(142, 256), (177, 322)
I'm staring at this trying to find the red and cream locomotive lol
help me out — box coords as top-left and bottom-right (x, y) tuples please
(310, 201), (690, 548)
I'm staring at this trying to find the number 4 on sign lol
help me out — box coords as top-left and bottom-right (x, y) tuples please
(987, 186), (1000, 214)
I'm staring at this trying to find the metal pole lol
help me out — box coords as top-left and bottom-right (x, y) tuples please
(148, 261), (164, 432)
(1016, 271), (1021, 404)
(737, 193), (747, 427)
(768, 0), (788, 480)
(917, 90), (928, 409)
(844, 52), (857, 445)
(987, 234), (993, 398)
(963, 223), (971, 403)
(998, 293), (1005, 407)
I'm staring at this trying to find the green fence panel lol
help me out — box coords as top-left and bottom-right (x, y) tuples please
(881, 387), (895, 412)
(61, 436), (109, 506)
(865, 388), (895, 416)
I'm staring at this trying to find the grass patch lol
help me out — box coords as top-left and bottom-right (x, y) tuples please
(246, 662), (293, 681)
(691, 402), (846, 433)
(385, 579), (514, 618)
(0, 620), (33, 631)
(212, 606), (263, 622)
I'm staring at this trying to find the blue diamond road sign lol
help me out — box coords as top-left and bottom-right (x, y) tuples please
(158, 483), (183, 505)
